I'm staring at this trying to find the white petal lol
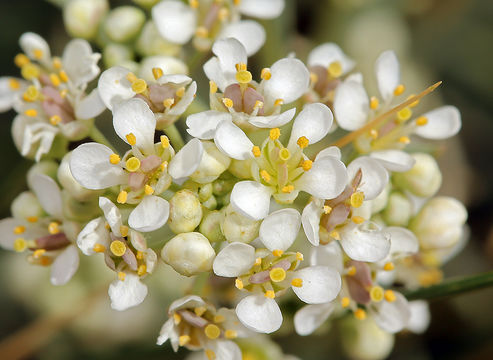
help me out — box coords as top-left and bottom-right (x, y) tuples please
(138, 56), (189, 82)
(29, 173), (63, 219)
(167, 81), (197, 116)
(213, 242), (255, 277)
(168, 138), (204, 179)
(75, 88), (106, 120)
(152, 0), (196, 44)
(307, 42), (355, 74)
(169, 294), (206, 312)
(333, 78), (369, 131)
(62, 38), (100, 87)
(296, 157), (348, 199)
(203, 58), (227, 92)
(310, 242), (344, 273)
(263, 58), (310, 104)
(0, 77), (25, 112)
(214, 121), (253, 160)
(70, 143), (126, 190)
(288, 103), (333, 149)
(370, 150), (415, 172)
(302, 200), (323, 246)
(97, 66), (134, 110)
(230, 181), (271, 220)
(292, 266), (341, 304)
(247, 108), (296, 128)
(128, 195), (169, 232)
(239, 0), (284, 19)
(99, 197), (123, 237)
(347, 156), (389, 200)
(371, 292), (410, 333)
(77, 217), (110, 255)
(375, 50), (400, 102)
(19, 32), (50, 64)
(156, 318), (174, 345)
(340, 222), (390, 262)
(294, 303), (334, 336)
(414, 106), (461, 140)
(0, 218), (34, 250)
(406, 301), (430, 334)
(387, 226), (419, 257)
(220, 20), (265, 56)
(236, 294), (282, 333)
(315, 146), (341, 161)
(113, 98), (156, 152)
(186, 110), (232, 140)
(210, 340), (243, 360)
(50, 245), (79, 286)
(259, 208), (301, 251)
(209, 38), (248, 90)
(157, 74), (192, 86)
(108, 273), (148, 311)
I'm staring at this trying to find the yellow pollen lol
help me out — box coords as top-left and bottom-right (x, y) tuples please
(351, 192), (365, 208)
(27, 216), (38, 223)
(261, 68), (271, 80)
(269, 267), (286, 282)
(234, 0), (241, 5)
(218, 7), (229, 20)
(33, 249), (46, 259)
(282, 185), (294, 193)
(21, 63), (40, 80)
(310, 72), (318, 84)
(274, 98), (284, 106)
(255, 257), (262, 265)
(179, 335), (190, 346)
(398, 136), (410, 144)
(384, 290), (396, 302)
(13, 226), (26, 234)
(347, 266), (356, 276)
(136, 251), (144, 260)
(125, 157), (141, 172)
(9, 78), (21, 90)
(235, 69), (252, 84)
(39, 256), (53, 266)
(204, 324), (221, 339)
(297, 136), (309, 149)
(370, 129), (379, 139)
(105, 222), (110, 230)
(189, 0), (199, 8)
(370, 96), (379, 110)
(52, 57), (62, 69)
(235, 63), (247, 71)
(222, 97), (233, 108)
(195, 26), (209, 38)
(110, 240), (126, 257)
(209, 81), (217, 94)
(160, 135), (170, 148)
(117, 190), (128, 204)
(24, 109), (37, 117)
(279, 147), (291, 161)
(160, 161), (168, 171)
(120, 225), (129, 237)
(327, 61), (343, 78)
(291, 278), (303, 287)
(163, 98), (174, 108)
(352, 216), (365, 224)
(131, 79), (147, 94)
(269, 128), (280, 140)
(329, 230), (340, 240)
(173, 313), (182, 325)
(152, 67), (164, 80)
(321, 206), (332, 215)
(109, 153), (121, 164)
(252, 145), (261, 157)
(235, 278), (244, 289)
(272, 249), (284, 257)
(416, 116), (428, 126)
(176, 87), (185, 98)
(341, 297), (350, 308)
(264, 290), (275, 299)
(301, 160), (313, 171)
(145, 185), (154, 195)
(59, 89), (68, 98)
(260, 170), (271, 182)
(194, 306), (206, 316)
(126, 73), (138, 83)
(224, 329), (237, 339)
(296, 252), (304, 261)
(14, 53), (30, 67)
(33, 49), (43, 60)
(126, 133), (137, 146)
(407, 94), (420, 107)
(397, 107), (412, 122)
(370, 286), (384, 302)
(49, 115), (61, 125)
(354, 308), (366, 320)
(254, 100), (264, 109)
(393, 84), (405, 96)
(48, 222), (60, 234)
(59, 70), (69, 83)
(383, 262), (395, 271)
(214, 315), (225, 323)
(13, 238), (27, 252)
(49, 73), (61, 87)
(93, 244), (106, 253)
(137, 264), (147, 276)
(205, 349), (216, 360)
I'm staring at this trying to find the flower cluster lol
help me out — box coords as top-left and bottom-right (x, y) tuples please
(0, 1), (468, 359)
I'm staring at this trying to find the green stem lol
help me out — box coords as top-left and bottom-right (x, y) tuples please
(403, 271), (493, 301)
(163, 124), (185, 150)
(89, 126), (116, 152)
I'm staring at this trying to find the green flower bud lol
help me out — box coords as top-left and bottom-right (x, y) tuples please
(136, 21), (181, 57)
(103, 43), (134, 68)
(168, 190), (203, 234)
(63, 0), (109, 40)
(27, 160), (59, 185)
(132, 0), (159, 9)
(199, 210), (225, 242)
(190, 141), (231, 184)
(198, 183), (213, 202)
(220, 205), (260, 243)
(202, 195), (217, 210)
(382, 191), (412, 226)
(229, 159), (253, 179)
(11, 192), (44, 220)
(212, 178), (235, 196)
(371, 182), (390, 214)
(103, 6), (145, 43)
(394, 153), (442, 197)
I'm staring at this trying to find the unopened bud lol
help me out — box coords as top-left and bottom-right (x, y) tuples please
(138, 55), (188, 82)
(27, 160), (58, 186)
(228, 159), (253, 179)
(11, 192), (44, 220)
(394, 153), (442, 198)
(104, 6), (145, 43)
(199, 210), (226, 242)
(168, 190), (203, 234)
(382, 192), (412, 226)
(190, 141), (231, 184)
(132, 0), (160, 9)
(63, 0), (109, 40)
(103, 43), (134, 68)
(221, 205), (260, 243)
(136, 21), (181, 57)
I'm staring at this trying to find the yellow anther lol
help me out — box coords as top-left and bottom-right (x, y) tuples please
(109, 153), (121, 164)
(291, 278), (303, 287)
(179, 335), (191, 346)
(131, 79), (147, 94)
(33, 249), (46, 258)
(397, 107), (412, 122)
(126, 72), (138, 83)
(21, 63), (40, 80)
(125, 157), (141, 172)
(176, 86), (185, 98)
(59, 70), (69, 83)
(24, 109), (37, 117)
(235, 278), (244, 289)
(369, 129), (379, 139)
(195, 26), (209, 38)
(297, 136), (309, 149)
(272, 249), (284, 257)
(27, 216), (38, 223)
(189, 0), (199, 8)
(105, 222), (111, 230)
(145, 184), (154, 195)
(347, 265), (356, 276)
(416, 116), (428, 126)
(120, 225), (129, 237)
(422, 253), (440, 267)
(39, 256), (53, 266)
(126, 133), (136, 146)
(274, 98), (284, 106)
(235, 62), (247, 71)
(209, 80), (217, 94)
(14, 53), (30, 67)
(13, 238), (27, 252)
(13, 225), (26, 234)
(152, 67), (164, 80)
(235, 69), (252, 84)
(137, 264), (147, 276)
(282, 185), (294, 193)
(370, 96), (379, 110)
(383, 262), (395, 271)
(310, 72), (318, 84)
(160, 135), (170, 148)
(260, 68), (271, 80)
(59, 89), (68, 98)
(118, 271), (126, 281)
(279, 147), (291, 161)
(254, 257), (262, 265)
(218, 7), (229, 20)
(22, 86), (40, 102)
(214, 315), (225, 323)
(33, 49), (43, 60)
(407, 94), (420, 107)
(354, 308), (366, 320)
(204, 324), (221, 339)
(136, 251), (144, 260)
(9, 78), (21, 90)
(48, 222), (60, 234)
(264, 290), (275, 299)
(352, 216), (365, 224)
(194, 306), (206, 316)
(224, 329), (237, 339)
(252, 146), (261, 157)
(370, 286), (384, 302)
(329, 230), (340, 240)
(205, 349), (216, 360)
(341, 297), (350, 308)
(327, 61), (343, 78)
(233, 0), (241, 5)
(163, 98), (174, 108)
(93, 244), (106, 253)
(323, 205), (332, 214)
(296, 252), (304, 261)
(254, 100), (263, 109)
(52, 57), (62, 69)
(393, 84), (405, 96)
(48, 115), (61, 126)
(110, 240), (126, 257)
(269, 128), (280, 140)
(222, 97), (233, 108)
(260, 170), (271, 182)
(398, 136), (410, 144)
(172, 313), (182, 325)
(350, 192), (365, 208)
(269, 267), (286, 283)
(117, 190), (128, 204)
(49, 73), (61, 87)
(384, 290), (396, 302)
(160, 161), (168, 171)
(301, 160), (313, 171)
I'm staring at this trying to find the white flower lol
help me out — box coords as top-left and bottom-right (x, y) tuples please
(0, 77), (27, 112)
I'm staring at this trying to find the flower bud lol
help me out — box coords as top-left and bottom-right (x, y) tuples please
(370, 183), (390, 214)
(202, 195), (217, 210)
(212, 178), (235, 196)
(58, 152), (102, 201)
(103, 43), (134, 68)
(161, 232), (215, 276)
(103, 6), (145, 43)
(136, 21), (181, 57)
(199, 210), (225, 243)
(394, 153), (442, 197)
(27, 160), (59, 187)
(63, 0), (109, 40)
(221, 205), (260, 243)
(229, 159), (253, 179)
(382, 192), (412, 226)
(190, 141), (231, 184)
(168, 190), (203, 234)
(11, 192), (44, 220)
(138, 55), (188, 82)
(410, 196), (467, 250)
(132, 0), (160, 9)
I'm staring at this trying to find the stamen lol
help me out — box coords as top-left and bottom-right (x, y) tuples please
(152, 67), (163, 80)
(416, 116), (428, 126)
(279, 147), (291, 161)
(126, 73), (138, 83)
(393, 84), (405, 96)
(195, 26), (209, 38)
(329, 230), (340, 240)
(351, 216), (365, 224)
(260, 170), (271, 182)
(194, 306), (206, 316)
(327, 61), (343, 78)
(120, 225), (129, 237)
(163, 98), (174, 109)
(235, 278), (244, 289)
(117, 191), (128, 204)
(370, 129), (379, 139)
(131, 79), (147, 94)
(274, 98), (284, 106)
(48, 115), (60, 125)
(384, 290), (396, 302)
(224, 329), (237, 339)
(49, 73), (60, 87)
(109, 154), (121, 164)
(261, 68), (271, 80)
(137, 264), (147, 276)
(383, 262), (394, 271)
(110, 240), (126, 257)
(145, 185), (154, 195)
(269, 267), (286, 282)
(93, 244), (106, 253)
(13, 225), (26, 234)
(297, 136), (309, 149)
(13, 238), (27, 252)
(214, 315), (225, 323)
(9, 78), (21, 90)
(24, 109), (37, 117)
(235, 69), (252, 84)
(126, 133), (137, 146)
(397, 107), (412, 122)
(310, 72), (318, 84)
(272, 249), (284, 257)
(370, 286), (384, 302)
(173, 313), (181, 324)
(222, 97), (234, 108)
(301, 160), (312, 171)
(33, 49), (43, 60)
(14, 53), (30, 67)
(59, 70), (69, 83)
(176, 87), (185, 97)
(264, 290), (275, 299)
(23, 85), (39, 102)
(341, 297), (350, 308)
(205, 349), (216, 360)
(235, 63), (247, 71)
(350, 192), (365, 208)
(354, 308), (366, 320)
(21, 63), (40, 80)
(398, 136), (410, 144)
(347, 265), (356, 276)
(160, 135), (170, 148)
(48, 222), (60, 234)
(136, 251), (144, 260)
(125, 157), (141, 172)
(370, 96), (379, 110)
(209, 81), (217, 94)
(179, 335), (190, 346)
(189, 0), (199, 8)
(52, 57), (62, 69)
(33, 249), (46, 258)
(296, 252), (304, 261)
(269, 128), (280, 140)
(27, 216), (38, 223)
(281, 185), (294, 193)
(59, 89), (68, 98)
(291, 278), (303, 287)
(204, 324), (221, 339)
(255, 257), (262, 265)
(218, 7), (229, 20)
(254, 100), (264, 109)
(252, 146), (261, 157)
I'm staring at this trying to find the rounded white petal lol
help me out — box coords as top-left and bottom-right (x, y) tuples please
(239, 0), (284, 19)
(288, 103), (333, 148)
(108, 273), (148, 311)
(128, 195), (170, 232)
(347, 156), (389, 200)
(406, 300), (430, 334)
(169, 294), (206, 313)
(99, 197), (123, 237)
(19, 32), (50, 63)
(310, 242), (344, 273)
(294, 303), (334, 336)
(259, 208), (301, 251)
(387, 226), (419, 257)
(210, 38), (248, 90)
(370, 150), (415, 172)
(333, 78), (369, 131)
(138, 55), (188, 82)
(220, 20), (265, 56)
(307, 42), (355, 74)
(152, 0), (196, 44)
(263, 58), (310, 104)
(208, 340), (243, 360)
(62, 38), (100, 87)
(315, 146), (342, 161)
(296, 157), (348, 199)
(203, 58), (227, 92)
(214, 121), (254, 160)
(29, 173), (63, 219)
(168, 138), (204, 179)
(375, 50), (400, 102)
(340, 222), (390, 262)
(77, 217), (110, 255)
(70, 143), (126, 190)
(186, 111), (231, 140)
(50, 245), (79, 286)
(97, 66), (134, 110)
(213, 242), (256, 277)
(75, 88), (106, 120)
(236, 294), (282, 334)
(167, 81), (197, 116)
(230, 181), (271, 220)
(301, 200), (323, 246)
(247, 108), (295, 129)
(414, 106), (461, 140)
(292, 266), (341, 304)
(156, 318), (174, 346)
(0, 218), (21, 250)
(371, 292), (410, 333)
